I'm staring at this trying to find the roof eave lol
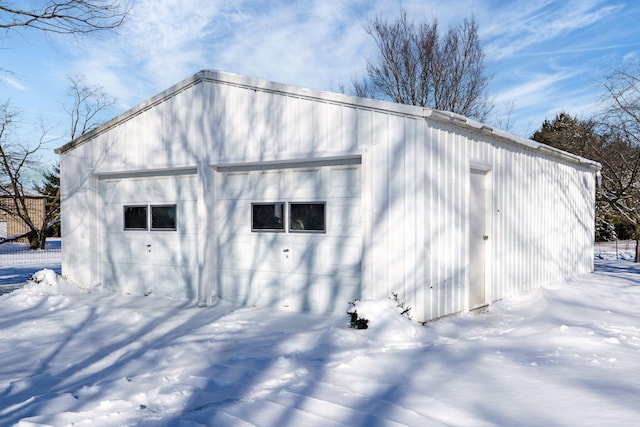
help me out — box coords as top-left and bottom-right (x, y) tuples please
(424, 109), (602, 171)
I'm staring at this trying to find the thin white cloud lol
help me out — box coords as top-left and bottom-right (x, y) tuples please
(623, 51), (639, 63)
(494, 71), (578, 108)
(71, 0), (382, 106)
(52, 0), (638, 140)
(208, 1), (374, 89)
(492, 66), (604, 136)
(1, 75), (28, 91)
(483, 0), (623, 60)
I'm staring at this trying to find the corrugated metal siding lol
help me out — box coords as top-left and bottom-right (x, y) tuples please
(59, 73), (596, 322)
(60, 141), (95, 289)
(364, 115), (594, 321)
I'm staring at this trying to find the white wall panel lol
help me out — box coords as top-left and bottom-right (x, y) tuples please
(60, 141), (95, 289)
(362, 112), (595, 321)
(60, 72), (597, 322)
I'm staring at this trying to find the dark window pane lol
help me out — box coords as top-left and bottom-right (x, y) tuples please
(124, 206), (148, 230)
(151, 205), (177, 230)
(290, 203), (325, 232)
(252, 203), (285, 231)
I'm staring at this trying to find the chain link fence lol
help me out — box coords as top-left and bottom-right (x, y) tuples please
(0, 238), (61, 294)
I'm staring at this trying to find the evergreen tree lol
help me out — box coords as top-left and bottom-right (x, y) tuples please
(532, 112), (638, 244)
(532, 112), (599, 157)
(35, 164), (60, 237)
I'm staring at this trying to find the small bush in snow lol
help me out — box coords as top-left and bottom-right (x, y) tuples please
(390, 292), (412, 320)
(347, 300), (369, 329)
(347, 293), (412, 329)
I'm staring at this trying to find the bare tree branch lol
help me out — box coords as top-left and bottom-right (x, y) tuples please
(354, 10), (492, 121)
(0, 101), (61, 248)
(64, 73), (116, 140)
(0, 1), (130, 36)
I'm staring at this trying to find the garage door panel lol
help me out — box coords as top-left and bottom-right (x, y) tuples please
(217, 200), (250, 230)
(289, 169), (323, 198)
(101, 232), (143, 261)
(148, 265), (197, 299)
(122, 178), (148, 201)
(218, 163), (362, 313)
(255, 171), (283, 197)
(101, 203), (123, 229)
(220, 238), (286, 270)
(219, 172), (250, 200)
(328, 239), (362, 270)
(99, 174), (198, 299)
(146, 236), (198, 265)
(287, 240), (325, 272)
(101, 261), (150, 295)
(219, 270), (283, 307)
(176, 201), (199, 234)
(250, 274), (285, 307)
(328, 201), (360, 236)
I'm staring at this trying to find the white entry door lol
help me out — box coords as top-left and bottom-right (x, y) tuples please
(217, 161), (362, 313)
(469, 169), (489, 309)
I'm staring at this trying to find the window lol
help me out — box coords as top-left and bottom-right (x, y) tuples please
(289, 202), (326, 233)
(151, 205), (177, 230)
(124, 204), (177, 231)
(252, 203), (285, 231)
(124, 206), (148, 230)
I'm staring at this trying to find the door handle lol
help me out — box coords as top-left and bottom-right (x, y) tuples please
(483, 235), (489, 241)
(283, 248), (290, 253)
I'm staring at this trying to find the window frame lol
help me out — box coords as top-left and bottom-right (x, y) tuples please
(123, 205), (149, 231)
(251, 202), (286, 232)
(150, 204), (178, 231)
(288, 201), (326, 234)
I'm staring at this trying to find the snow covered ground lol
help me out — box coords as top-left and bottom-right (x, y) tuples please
(1, 246), (639, 426)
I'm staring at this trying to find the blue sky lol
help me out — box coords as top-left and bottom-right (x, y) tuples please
(2, 0), (640, 162)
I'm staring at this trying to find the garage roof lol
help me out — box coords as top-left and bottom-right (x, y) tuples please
(55, 70), (601, 172)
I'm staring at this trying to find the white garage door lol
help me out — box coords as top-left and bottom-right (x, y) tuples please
(217, 160), (362, 313)
(99, 173), (198, 299)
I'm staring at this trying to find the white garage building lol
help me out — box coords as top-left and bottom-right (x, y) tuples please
(56, 70), (600, 323)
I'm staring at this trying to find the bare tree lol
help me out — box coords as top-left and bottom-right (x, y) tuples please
(597, 65), (640, 260)
(0, 74), (114, 249)
(0, 2), (127, 248)
(65, 73), (116, 140)
(354, 10), (492, 121)
(0, 102), (55, 249)
(0, 1), (129, 36)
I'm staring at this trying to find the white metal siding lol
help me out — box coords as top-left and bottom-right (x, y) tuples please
(364, 117), (595, 322)
(58, 71), (597, 323)
(60, 141), (95, 289)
